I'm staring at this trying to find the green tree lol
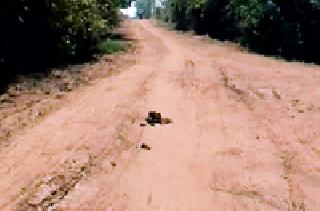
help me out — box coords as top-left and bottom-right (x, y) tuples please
(161, 0), (320, 63)
(0, 0), (128, 90)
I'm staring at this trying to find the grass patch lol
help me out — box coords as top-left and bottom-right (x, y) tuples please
(96, 39), (130, 55)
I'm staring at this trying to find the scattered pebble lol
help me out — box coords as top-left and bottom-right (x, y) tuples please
(140, 123), (147, 127)
(140, 143), (151, 150)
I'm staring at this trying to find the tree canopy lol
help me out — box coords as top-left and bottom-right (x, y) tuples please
(161, 0), (320, 63)
(0, 0), (131, 89)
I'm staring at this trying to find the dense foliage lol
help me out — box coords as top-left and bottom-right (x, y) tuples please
(0, 0), (128, 90)
(161, 0), (320, 63)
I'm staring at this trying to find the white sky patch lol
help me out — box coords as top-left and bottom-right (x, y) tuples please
(120, 1), (137, 18)
(155, 0), (162, 7)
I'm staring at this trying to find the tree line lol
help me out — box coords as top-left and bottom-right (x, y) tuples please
(0, 0), (130, 90)
(160, 0), (320, 63)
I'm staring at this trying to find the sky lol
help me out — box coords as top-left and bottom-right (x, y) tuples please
(120, 1), (137, 18)
(120, 0), (163, 18)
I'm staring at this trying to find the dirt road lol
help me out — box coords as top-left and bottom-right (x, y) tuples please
(1, 20), (320, 210)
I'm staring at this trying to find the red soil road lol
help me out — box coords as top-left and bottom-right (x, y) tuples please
(1, 20), (320, 210)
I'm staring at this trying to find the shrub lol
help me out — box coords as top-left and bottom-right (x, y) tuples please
(0, 0), (128, 89)
(161, 0), (320, 63)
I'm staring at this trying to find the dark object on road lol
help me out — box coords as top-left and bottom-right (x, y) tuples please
(161, 118), (173, 124)
(145, 111), (162, 126)
(140, 143), (151, 150)
(144, 111), (173, 126)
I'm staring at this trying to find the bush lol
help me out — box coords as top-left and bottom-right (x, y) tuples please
(0, 0), (128, 90)
(96, 39), (130, 54)
(162, 0), (320, 63)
